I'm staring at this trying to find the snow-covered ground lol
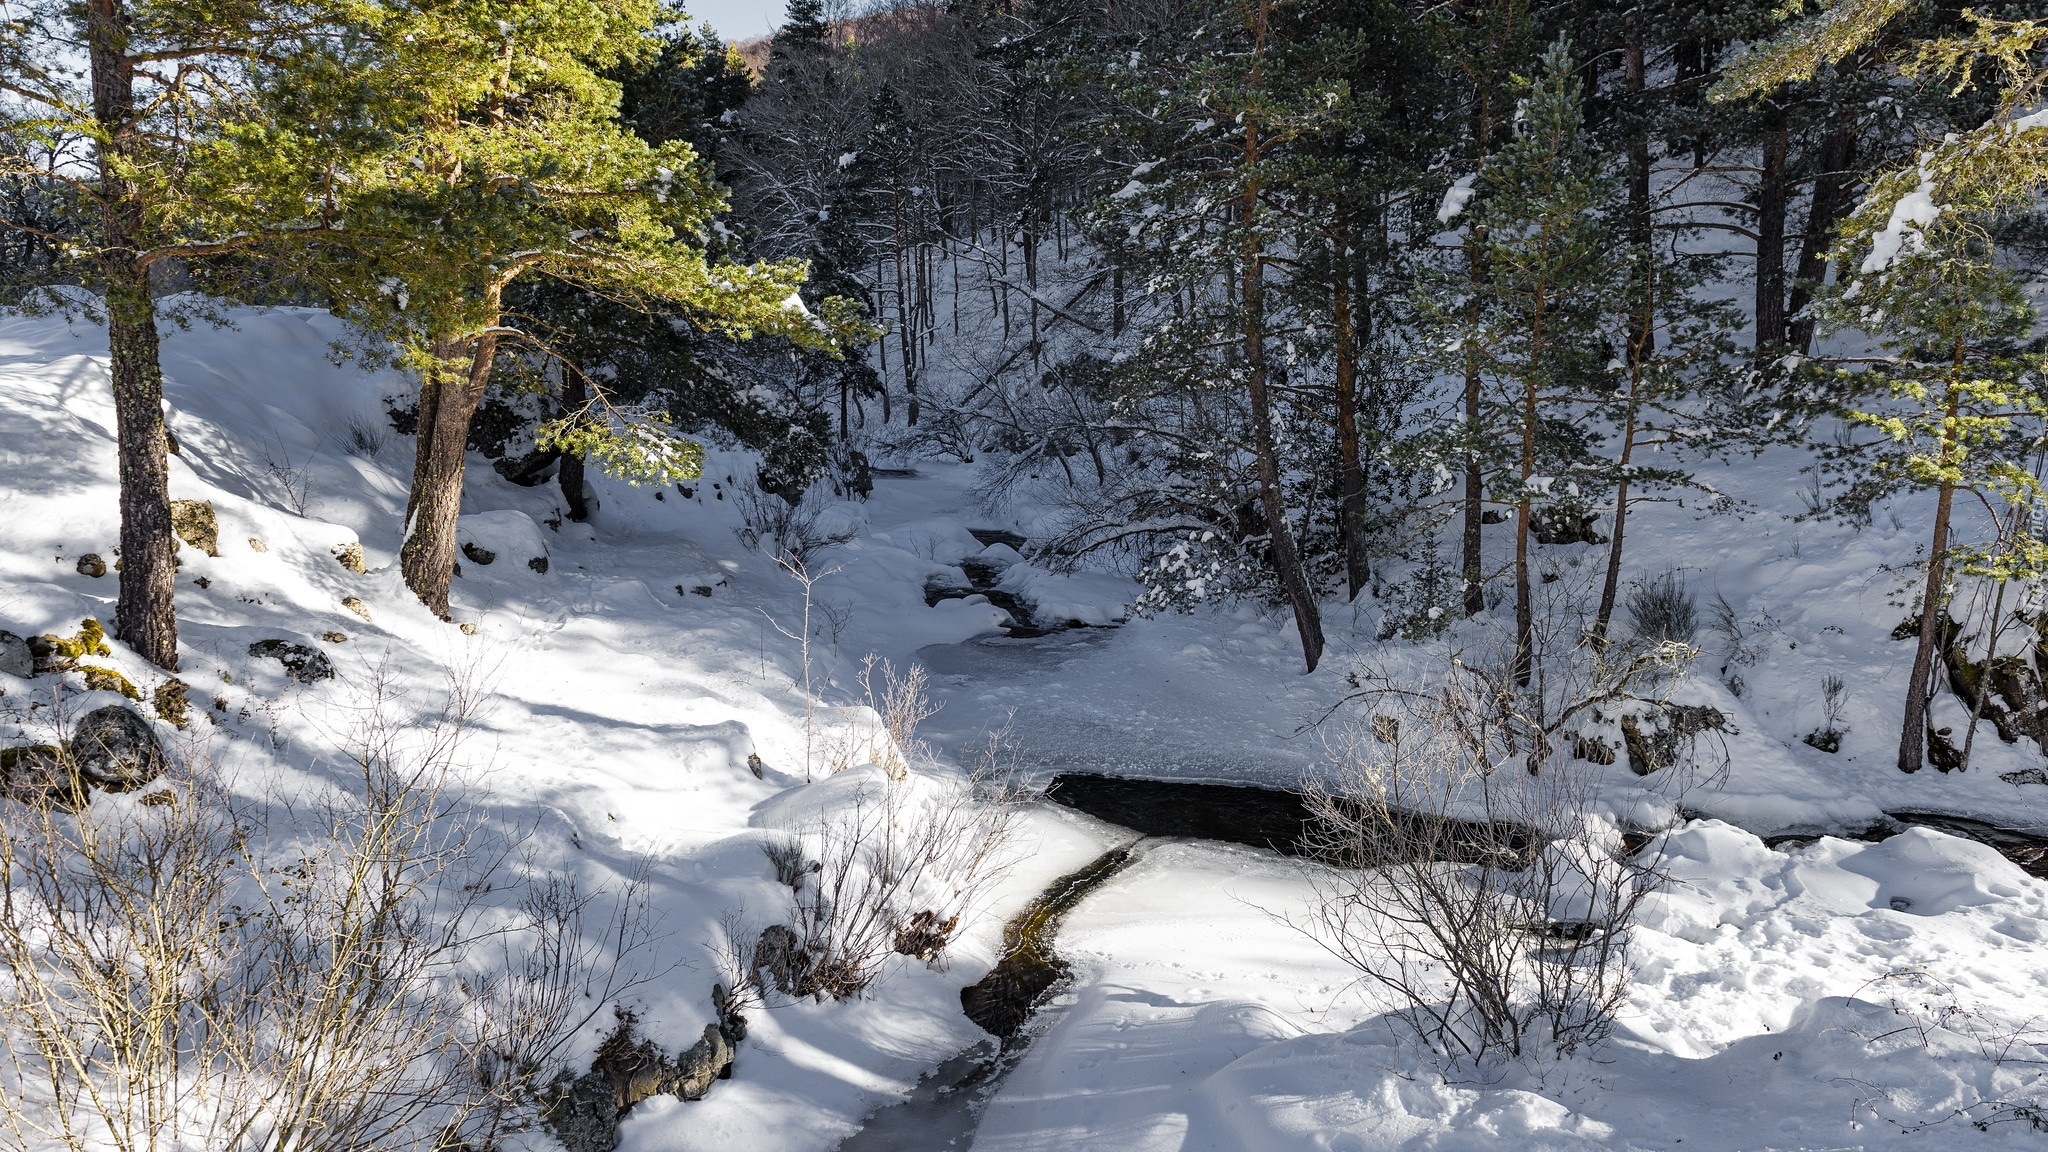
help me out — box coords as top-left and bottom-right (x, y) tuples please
(8, 302), (2048, 1150)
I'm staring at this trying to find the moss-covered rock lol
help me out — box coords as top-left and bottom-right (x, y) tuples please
(30, 619), (111, 673)
(170, 499), (220, 556)
(75, 553), (106, 578)
(153, 678), (190, 727)
(82, 666), (142, 701)
(333, 542), (367, 573)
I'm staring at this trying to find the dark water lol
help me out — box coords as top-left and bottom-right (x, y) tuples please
(1042, 772), (1539, 868)
(835, 841), (1143, 1151)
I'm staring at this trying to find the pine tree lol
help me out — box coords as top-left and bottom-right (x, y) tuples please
(1439, 38), (1622, 685)
(300, 0), (832, 617)
(1722, 3), (2047, 772)
(0, 0), (365, 669)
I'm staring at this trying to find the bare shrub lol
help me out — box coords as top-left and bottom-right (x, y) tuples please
(1301, 718), (1661, 1064)
(0, 677), (651, 1152)
(820, 656), (938, 780)
(733, 477), (858, 566)
(256, 431), (314, 517)
(335, 412), (387, 459)
(762, 770), (1019, 1000)
(1627, 570), (1697, 646)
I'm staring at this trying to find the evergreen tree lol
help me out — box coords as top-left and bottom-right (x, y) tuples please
(1723, 2), (2047, 771)
(0, 0), (365, 669)
(1435, 39), (1622, 685)
(301, 0), (832, 617)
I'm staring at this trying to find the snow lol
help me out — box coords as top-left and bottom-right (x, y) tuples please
(9, 301), (2048, 1150)
(1860, 154), (1942, 274)
(1437, 173), (1477, 224)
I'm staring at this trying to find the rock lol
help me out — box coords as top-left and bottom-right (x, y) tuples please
(2002, 768), (2048, 787)
(153, 679), (190, 727)
(248, 639), (334, 683)
(892, 909), (960, 961)
(1621, 704), (1730, 776)
(169, 499), (220, 556)
(458, 510), (550, 578)
(459, 621), (479, 635)
(493, 448), (561, 487)
(248, 537), (268, 553)
(0, 744), (73, 803)
(75, 553), (106, 578)
(666, 1024), (733, 1102)
(753, 925), (812, 998)
(332, 542), (367, 573)
(322, 631), (348, 643)
(68, 705), (164, 791)
(341, 596), (372, 622)
(543, 1068), (619, 1152)
(712, 982), (750, 1044)
(31, 619), (111, 673)
(82, 666), (142, 700)
(0, 630), (31, 678)
(747, 752), (765, 778)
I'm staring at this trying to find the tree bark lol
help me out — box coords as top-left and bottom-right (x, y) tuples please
(1753, 108), (1790, 353)
(89, 0), (178, 670)
(1331, 218), (1368, 600)
(401, 320), (500, 618)
(1513, 289), (1545, 689)
(1899, 382), (1963, 773)
(1238, 17), (1323, 673)
(1461, 233), (1487, 617)
(1788, 122), (1856, 354)
(559, 368), (589, 522)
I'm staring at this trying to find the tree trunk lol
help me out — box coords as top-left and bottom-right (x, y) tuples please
(89, 0), (177, 670)
(1899, 382), (1963, 773)
(1788, 122), (1856, 354)
(1593, 393), (1639, 641)
(1753, 108), (1790, 353)
(1241, 94), (1323, 671)
(401, 321), (500, 618)
(1513, 292), (1545, 688)
(1331, 220), (1368, 599)
(1461, 232), (1486, 617)
(559, 369), (589, 522)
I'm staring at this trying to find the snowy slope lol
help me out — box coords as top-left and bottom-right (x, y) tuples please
(10, 302), (2048, 1152)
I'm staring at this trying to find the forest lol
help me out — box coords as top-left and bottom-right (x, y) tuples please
(1, 0), (2047, 1148)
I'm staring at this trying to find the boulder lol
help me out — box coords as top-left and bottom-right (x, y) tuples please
(248, 639), (335, 683)
(666, 1024), (733, 1102)
(1621, 704), (1730, 775)
(0, 744), (72, 802)
(68, 705), (164, 792)
(0, 630), (30, 678)
(543, 1068), (619, 1152)
(31, 619), (110, 673)
(169, 499), (220, 556)
(753, 924), (812, 997)
(75, 553), (106, 578)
